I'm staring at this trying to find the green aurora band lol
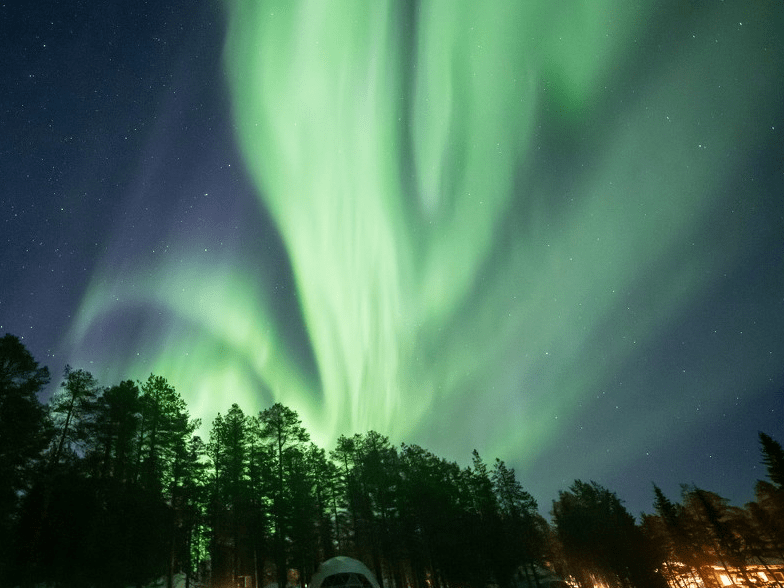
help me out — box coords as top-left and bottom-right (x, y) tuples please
(68, 1), (780, 470)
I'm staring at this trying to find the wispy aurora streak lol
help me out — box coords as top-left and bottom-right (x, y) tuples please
(69, 0), (779, 469)
(220, 0), (660, 443)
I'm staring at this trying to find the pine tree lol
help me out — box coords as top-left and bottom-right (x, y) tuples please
(552, 480), (667, 588)
(258, 402), (311, 588)
(681, 486), (750, 587)
(88, 380), (141, 483)
(209, 404), (255, 585)
(651, 484), (709, 588)
(0, 334), (52, 582)
(759, 432), (784, 488)
(48, 365), (101, 468)
(491, 459), (544, 588)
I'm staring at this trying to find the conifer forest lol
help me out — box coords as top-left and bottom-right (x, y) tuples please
(2, 333), (783, 588)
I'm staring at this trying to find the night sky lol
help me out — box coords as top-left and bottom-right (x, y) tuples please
(2, 0), (783, 517)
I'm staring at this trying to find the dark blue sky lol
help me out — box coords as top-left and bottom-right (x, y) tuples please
(2, 0), (783, 517)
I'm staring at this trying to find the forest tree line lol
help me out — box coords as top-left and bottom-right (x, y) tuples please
(1, 333), (783, 588)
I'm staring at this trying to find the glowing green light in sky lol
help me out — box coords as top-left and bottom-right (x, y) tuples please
(218, 0), (662, 446)
(69, 0), (780, 479)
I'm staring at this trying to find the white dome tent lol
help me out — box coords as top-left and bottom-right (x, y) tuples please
(308, 557), (381, 588)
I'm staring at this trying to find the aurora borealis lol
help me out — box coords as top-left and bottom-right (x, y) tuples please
(2, 0), (783, 515)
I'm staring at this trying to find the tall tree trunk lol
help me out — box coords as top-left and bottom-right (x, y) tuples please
(52, 396), (75, 466)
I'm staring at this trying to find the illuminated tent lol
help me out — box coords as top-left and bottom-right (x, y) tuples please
(308, 557), (381, 588)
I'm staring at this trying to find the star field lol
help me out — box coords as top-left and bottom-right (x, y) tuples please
(1, 0), (783, 516)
